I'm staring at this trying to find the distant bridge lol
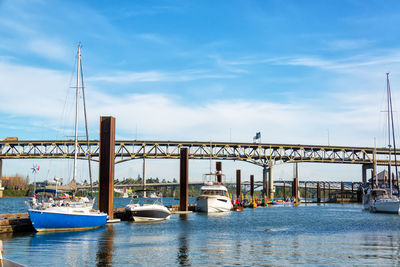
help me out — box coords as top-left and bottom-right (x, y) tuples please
(0, 140), (396, 167)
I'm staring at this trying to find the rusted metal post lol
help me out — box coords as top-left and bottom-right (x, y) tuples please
(236, 169), (241, 199)
(292, 178), (298, 202)
(266, 180), (270, 200)
(292, 163), (299, 202)
(179, 148), (189, 211)
(341, 182), (344, 203)
(216, 161), (222, 183)
(317, 182), (321, 203)
(323, 182), (326, 202)
(283, 181), (286, 200)
(99, 116), (115, 219)
(250, 175), (254, 198)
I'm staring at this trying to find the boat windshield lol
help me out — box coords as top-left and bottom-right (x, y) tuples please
(201, 189), (228, 197)
(131, 198), (163, 205)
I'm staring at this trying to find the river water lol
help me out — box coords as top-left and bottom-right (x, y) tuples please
(1, 197), (400, 266)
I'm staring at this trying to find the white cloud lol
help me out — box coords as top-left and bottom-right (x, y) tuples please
(87, 69), (237, 84)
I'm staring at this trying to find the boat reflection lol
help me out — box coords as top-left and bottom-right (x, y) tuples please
(96, 224), (114, 267)
(177, 233), (190, 266)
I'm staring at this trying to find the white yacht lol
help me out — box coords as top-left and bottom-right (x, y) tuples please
(196, 173), (233, 213)
(370, 188), (400, 214)
(125, 198), (171, 222)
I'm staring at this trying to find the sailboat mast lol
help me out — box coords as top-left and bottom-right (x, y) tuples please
(388, 73), (399, 191)
(79, 49), (94, 198)
(387, 73), (392, 192)
(73, 45), (81, 182)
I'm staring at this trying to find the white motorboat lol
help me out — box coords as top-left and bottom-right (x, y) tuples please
(125, 198), (171, 222)
(196, 182), (233, 213)
(196, 171), (233, 213)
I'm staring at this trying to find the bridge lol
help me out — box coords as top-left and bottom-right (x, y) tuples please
(0, 139), (396, 198)
(0, 139), (396, 166)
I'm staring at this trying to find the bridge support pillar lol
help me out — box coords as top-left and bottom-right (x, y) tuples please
(268, 165), (274, 199)
(179, 148), (189, 211)
(362, 164), (374, 184)
(99, 116), (115, 219)
(250, 175), (254, 199)
(236, 169), (241, 200)
(317, 182), (321, 203)
(216, 162), (222, 183)
(362, 164), (368, 184)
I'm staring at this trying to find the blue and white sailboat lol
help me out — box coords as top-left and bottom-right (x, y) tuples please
(28, 44), (107, 231)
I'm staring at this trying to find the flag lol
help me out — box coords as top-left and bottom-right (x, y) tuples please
(254, 132), (261, 140)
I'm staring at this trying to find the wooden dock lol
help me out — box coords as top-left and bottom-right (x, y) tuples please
(0, 213), (34, 233)
(0, 205), (199, 234)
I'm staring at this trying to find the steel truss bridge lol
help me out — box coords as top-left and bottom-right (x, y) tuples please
(0, 140), (398, 167)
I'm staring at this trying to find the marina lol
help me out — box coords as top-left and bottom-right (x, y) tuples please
(2, 1), (400, 266)
(1, 198), (400, 266)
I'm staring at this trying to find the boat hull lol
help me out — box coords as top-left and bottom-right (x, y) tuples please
(371, 199), (400, 214)
(196, 196), (233, 213)
(126, 205), (171, 222)
(28, 209), (108, 232)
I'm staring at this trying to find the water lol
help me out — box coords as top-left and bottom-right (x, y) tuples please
(1, 198), (400, 266)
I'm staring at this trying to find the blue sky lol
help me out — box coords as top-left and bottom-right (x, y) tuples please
(1, 0), (400, 182)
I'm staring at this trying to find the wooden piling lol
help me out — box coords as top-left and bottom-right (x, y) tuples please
(99, 116), (115, 219)
(179, 148), (189, 211)
(317, 182), (321, 203)
(216, 161), (222, 183)
(250, 175), (254, 198)
(323, 182), (326, 202)
(292, 177), (299, 202)
(236, 169), (241, 199)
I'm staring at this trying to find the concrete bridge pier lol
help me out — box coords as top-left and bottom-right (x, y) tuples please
(268, 165), (275, 199)
(362, 164), (374, 184)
